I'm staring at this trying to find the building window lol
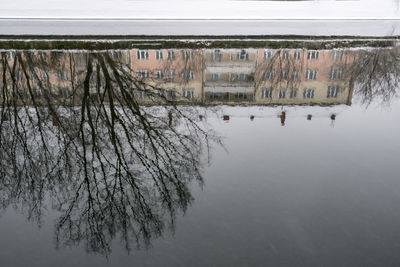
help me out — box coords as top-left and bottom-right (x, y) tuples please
(290, 90), (297, 98)
(264, 50), (275, 59)
(210, 92), (223, 100)
(109, 50), (123, 60)
(157, 89), (165, 97)
(16, 70), (24, 81)
(307, 51), (319, 60)
(329, 67), (343, 80)
(294, 50), (301, 60)
(6, 51), (14, 59)
(63, 70), (69, 80)
(261, 88), (272, 99)
(303, 88), (315, 99)
(30, 70), (38, 81)
(182, 89), (194, 99)
(182, 50), (194, 60)
(211, 72), (222, 81)
(282, 51), (289, 60)
(58, 88), (70, 98)
(168, 70), (176, 80)
(279, 90), (286, 99)
(137, 70), (149, 79)
(57, 69), (69, 81)
(327, 85), (339, 98)
(137, 50), (149, 60)
(305, 69), (317, 80)
(139, 91), (151, 99)
(39, 52), (48, 61)
(280, 70), (288, 80)
(182, 70), (195, 80)
(292, 71), (299, 80)
(332, 50), (343, 61)
(236, 73), (249, 81)
(212, 50), (222, 61)
(156, 70), (164, 79)
(156, 50), (163, 60)
(237, 50), (249, 60)
(168, 90), (176, 99)
(235, 92), (247, 99)
(168, 50), (175, 60)
(262, 71), (274, 80)
(41, 71), (49, 81)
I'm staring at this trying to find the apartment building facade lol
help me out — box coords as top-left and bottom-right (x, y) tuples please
(255, 48), (355, 105)
(203, 48), (257, 103)
(130, 49), (203, 103)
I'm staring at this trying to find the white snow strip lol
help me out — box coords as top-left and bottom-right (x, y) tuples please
(1, 0), (399, 20)
(1, 20), (399, 36)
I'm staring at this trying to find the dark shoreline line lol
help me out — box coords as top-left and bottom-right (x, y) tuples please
(0, 35), (399, 40)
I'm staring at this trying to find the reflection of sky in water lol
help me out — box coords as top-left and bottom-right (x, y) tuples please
(1, 99), (400, 266)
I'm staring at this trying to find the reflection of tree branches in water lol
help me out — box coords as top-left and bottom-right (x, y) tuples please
(254, 47), (400, 106)
(350, 47), (400, 106)
(255, 49), (303, 93)
(0, 45), (398, 255)
(0, 50), (220, 255)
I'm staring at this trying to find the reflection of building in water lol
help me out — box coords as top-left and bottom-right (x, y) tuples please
(0, 50), (130, 101)
(1, 51), (78, 100)
(255, 49), (355, 105)
(130, 49), (203, 103)
(129, 48), (355, 105)
(1, 48), (356, 106)
(203, 49), (257, 103)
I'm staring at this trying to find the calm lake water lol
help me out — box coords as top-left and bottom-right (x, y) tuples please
(0, 44), (400, 266)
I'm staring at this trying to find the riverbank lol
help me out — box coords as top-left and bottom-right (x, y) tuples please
(0, 35), (398, 50)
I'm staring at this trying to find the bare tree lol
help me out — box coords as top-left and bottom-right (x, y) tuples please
(349, 47), (400, 106)
(0, 50), (220, 255)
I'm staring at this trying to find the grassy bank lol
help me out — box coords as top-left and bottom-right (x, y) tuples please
(0, 35), (398, 50)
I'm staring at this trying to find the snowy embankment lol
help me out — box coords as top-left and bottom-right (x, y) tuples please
(1, 20), (400, 36)
(197, 105), (349, 120)
(0, 0), (399, 36)
(1, 0), (398, 20)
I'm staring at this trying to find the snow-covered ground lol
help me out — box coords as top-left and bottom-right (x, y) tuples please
(0, 0), (398, 36)
(1, 19), (399, 36)
(198, 104), (349, 121)
(1, 0), (399, 20)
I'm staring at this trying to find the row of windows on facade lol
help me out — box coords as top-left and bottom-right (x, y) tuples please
(137, 49), (248, 61)
(136, 50), (195, 60)
(209, 49), (344, 61)
(210, 72), (251, 81)
(13, 69), (69, 81)
(208, 92), (249, 100)
(209, 50), (344, 61)
(261, 86), (340, 99)
(4, 51), (51, 60)
(208, 49), (250, 61)
(261, 67), (342, 81)
(263, 50), (344, 60)
(209, 68), (341, 82)
(0, 85), (77, 98)
(139, 89), (195, 99)
(136, 49), (344, 61)
(11, 67), (342, 84)
(136, 70), (195, 80)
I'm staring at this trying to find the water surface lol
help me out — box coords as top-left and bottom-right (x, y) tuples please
(0, 44), (399, 266)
